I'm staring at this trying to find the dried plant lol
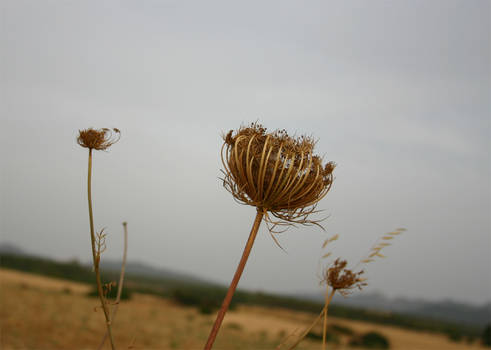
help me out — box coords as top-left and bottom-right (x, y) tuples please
(204, 123), (335, 350)
(221, 122), (335, 233)
(278, 228), (405, 350)
(318, 259), (366, 350)
(77, 127), (120, 151)
(322, 258), (366, 297)
(78, 127), (121, 350)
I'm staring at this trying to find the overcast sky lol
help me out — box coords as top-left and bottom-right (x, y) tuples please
(1, 0), (490, 305)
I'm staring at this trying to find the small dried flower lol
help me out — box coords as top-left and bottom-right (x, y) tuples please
(221, 122), (335, 231)
(77, 128), (120, 150)
(323, 258), (366, 296)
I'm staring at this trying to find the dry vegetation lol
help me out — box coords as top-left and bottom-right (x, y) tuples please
(205, 122), (336, 349)
(0, 268), (484, 350)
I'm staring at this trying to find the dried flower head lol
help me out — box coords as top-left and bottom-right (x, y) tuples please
(221, 122), (335, 231)
(77, 128), (120, 151)
(323, 258), (366, 296)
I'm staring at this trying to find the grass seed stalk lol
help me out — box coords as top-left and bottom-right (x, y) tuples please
(278, 228), (405, 350)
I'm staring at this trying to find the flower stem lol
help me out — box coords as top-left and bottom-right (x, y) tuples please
(87, 149), (116, 350)
(204, 210), (264, 350)
(322, 288), (335, 350)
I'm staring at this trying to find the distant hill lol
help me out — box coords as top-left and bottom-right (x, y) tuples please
(299, 291), (491, 327)
(0, 242), (26, 256)
(100, 259), (213, 286)
(0, 242), (209, 286)
(0, 242), (217, 293)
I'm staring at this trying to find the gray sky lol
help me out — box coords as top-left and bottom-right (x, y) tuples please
(1, 0), (490, 305)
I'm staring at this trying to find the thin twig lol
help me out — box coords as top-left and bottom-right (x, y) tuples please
(97, 222), (128, 350)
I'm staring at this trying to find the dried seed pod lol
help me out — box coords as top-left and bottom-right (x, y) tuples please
(77, 128), (120, 151)
(221, 122), (335, 230)
(322, 258), (366, 296)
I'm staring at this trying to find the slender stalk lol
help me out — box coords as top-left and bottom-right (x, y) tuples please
(274, 326), (302, 350)
(322, 288), (335, 350)
(204, 210), (264, 350)
(97, 222), (128, 350)
(284, 309), (325, 350)
(278, 289), (335, 350)
(87, 149), (116, 350)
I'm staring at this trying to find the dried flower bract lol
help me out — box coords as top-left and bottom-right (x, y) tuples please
(77, 128), (120, 151)
(323, 258), (366, 296)
(221, 122), (335, 230)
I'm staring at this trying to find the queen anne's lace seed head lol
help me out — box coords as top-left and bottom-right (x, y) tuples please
(77, 128), (120, 151)
(322, 258), (367, 296)
(221, 122), (335, 232)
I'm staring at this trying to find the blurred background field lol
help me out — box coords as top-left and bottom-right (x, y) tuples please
(1, 249), (489, 349)
(1, 1), (490, 349)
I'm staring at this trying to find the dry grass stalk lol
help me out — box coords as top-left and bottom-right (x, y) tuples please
(204, 122), (335, 350)
(276, 296), (334, 350)
(356, 228), (406, 266)
(78, 127), (121, 350)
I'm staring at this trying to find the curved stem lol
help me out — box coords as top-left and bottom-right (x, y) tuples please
(87, 149), (116, 350)
(97, 222), (128, 350)
(204, 210), (264, 350)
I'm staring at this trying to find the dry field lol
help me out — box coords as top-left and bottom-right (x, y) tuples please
(0, 268), (483, 350)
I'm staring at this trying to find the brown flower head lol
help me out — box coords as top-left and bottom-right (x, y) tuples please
(77, 128), (120, 150)
(323, 258), (366, 296)
(221, 122), (335, 231)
